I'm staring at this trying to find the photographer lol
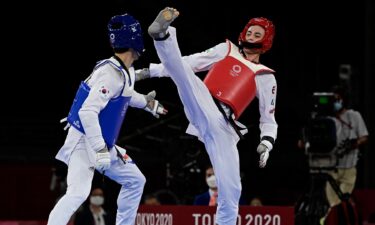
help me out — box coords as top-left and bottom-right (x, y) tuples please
(298, 85), (369, 225)
(322, 85), (368, 223)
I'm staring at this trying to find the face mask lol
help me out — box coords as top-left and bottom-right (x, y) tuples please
(90, 196), (104, 206)
(334, 100), (343, 112)
(206, 175), (217, 189)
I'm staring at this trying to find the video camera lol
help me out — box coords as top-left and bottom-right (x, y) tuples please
(304, 92), (338, 170)
(311, 92), (336, 117)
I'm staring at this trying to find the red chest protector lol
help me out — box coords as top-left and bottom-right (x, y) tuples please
(204, 41), (274, 119)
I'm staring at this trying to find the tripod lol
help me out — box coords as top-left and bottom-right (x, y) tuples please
(295, 166), (347, 225)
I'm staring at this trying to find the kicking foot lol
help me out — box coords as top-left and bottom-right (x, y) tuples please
(148, 7), (179, 40)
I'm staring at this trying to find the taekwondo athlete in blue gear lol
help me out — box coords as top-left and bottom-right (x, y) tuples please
(47, 14), (167, 225)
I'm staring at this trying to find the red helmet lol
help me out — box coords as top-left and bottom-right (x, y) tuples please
(239, 17), (275, 53)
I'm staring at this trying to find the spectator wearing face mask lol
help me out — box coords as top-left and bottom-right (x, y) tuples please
(74, 187), (115, 225)
(193, 165), (246, 206)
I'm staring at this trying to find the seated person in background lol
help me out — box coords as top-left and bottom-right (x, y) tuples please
(249, 196), (263, 206)
(143, 193), (161, 205)
(143, 190), (179, 205)
(194, 165), (246, 206)
(74, 187), (115, 225)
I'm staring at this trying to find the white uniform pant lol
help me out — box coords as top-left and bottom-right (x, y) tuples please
(48, 138), (146, 225)
(154, 27), (242, 225)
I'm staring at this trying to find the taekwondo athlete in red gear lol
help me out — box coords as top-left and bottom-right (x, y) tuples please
(142, 7), (278, 225)
(47, 14), (167, 225)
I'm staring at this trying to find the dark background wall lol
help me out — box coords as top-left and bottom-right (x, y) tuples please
(1, 0), (374, 219)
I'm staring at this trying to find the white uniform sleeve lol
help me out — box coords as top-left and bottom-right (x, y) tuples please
(129, 90), (147, 108)
(78, 65), (124, 152)
(183, 42), (228, 72)
(255, 74), (278, 141)
(149, 42), (228, 77)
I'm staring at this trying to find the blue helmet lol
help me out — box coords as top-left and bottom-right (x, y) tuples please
(108, 14), (144, 55)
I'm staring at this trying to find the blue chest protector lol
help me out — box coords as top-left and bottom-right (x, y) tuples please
(67, 60), (131, 148)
